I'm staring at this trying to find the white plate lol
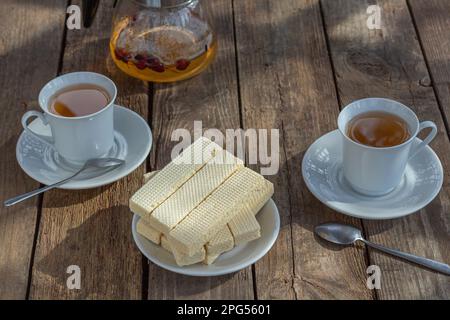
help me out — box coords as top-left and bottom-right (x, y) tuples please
(16, 105), (152, 189)
(132, 199), (280, 276)
(302, 130), (443, 219)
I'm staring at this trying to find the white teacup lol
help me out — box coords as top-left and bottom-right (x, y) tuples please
(338, 98), (437, 196)
(22, 72), (117, 165)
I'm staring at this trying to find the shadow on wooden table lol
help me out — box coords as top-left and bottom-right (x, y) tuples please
(32, 204), (138, 299)
(40, 185), (111, 208)
(33, 201), (238, 299)
(284, 149), (395, 240)
(147, 267), (239, 299)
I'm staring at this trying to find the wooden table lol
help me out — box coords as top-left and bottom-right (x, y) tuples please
(1, 0), (449, 300)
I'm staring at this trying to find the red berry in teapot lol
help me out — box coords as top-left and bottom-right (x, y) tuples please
(147, 57), (160, 67)
(135, 60), (147, 70)
(114, 48), (125, 60)
(115, 48), (131, 63)
(176, 59), (190, 71)
(135, 53), (146, 61)
(151, 63), (165, 73)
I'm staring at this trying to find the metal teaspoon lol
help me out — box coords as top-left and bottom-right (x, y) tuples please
(315, 222), (450, 276)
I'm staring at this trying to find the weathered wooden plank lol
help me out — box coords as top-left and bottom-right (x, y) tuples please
(147, 0), (254, 299)
(408, 0), (450, 131)
(29, 0), (147, 299)
(321, 0), (450, 299)
(234, 0), (372, 299)
(0, 0), (67, 299)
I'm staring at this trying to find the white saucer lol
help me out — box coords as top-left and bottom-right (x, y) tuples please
(16, 105), (152, 189)
(302, 130), (443, 220)
(132, 199), (280, 277)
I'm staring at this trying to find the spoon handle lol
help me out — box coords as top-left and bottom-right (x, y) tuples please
(361, 239), (450, 276)
(4, 171), (81, 207)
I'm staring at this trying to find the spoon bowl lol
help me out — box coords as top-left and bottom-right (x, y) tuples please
(314, 222), (363, 245)
(84, 158), (125, 169)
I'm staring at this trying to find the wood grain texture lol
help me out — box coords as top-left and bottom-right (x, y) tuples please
(146, 0), (254, 299)
(408, 0), (450, 130)
(234, 0), (372, 299)
(0, 0), (67, 299)
(29, 0), (148, 299)
(321, 0), (450, 299)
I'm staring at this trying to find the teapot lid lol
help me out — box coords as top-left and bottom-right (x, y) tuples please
(134, 0), (195, 8)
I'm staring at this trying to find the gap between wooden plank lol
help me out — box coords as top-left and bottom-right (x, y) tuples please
(25, 193), (44, 300)
(318, 0), (377, 300)
(230, 0), (258, 300)
(57, 0), (72, 78)
(141, 81), (155, 300)
(231, 0), (245, 130)
(25, 0), (72, 300)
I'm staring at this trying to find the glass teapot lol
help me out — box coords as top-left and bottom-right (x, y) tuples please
(110, 0), (216, 83)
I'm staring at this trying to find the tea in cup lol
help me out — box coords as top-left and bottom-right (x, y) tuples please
(49, 83), (111, 117)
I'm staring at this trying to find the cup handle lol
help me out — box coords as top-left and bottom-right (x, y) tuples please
(21, 111), (55, 146)
(409, 121), (437, 160)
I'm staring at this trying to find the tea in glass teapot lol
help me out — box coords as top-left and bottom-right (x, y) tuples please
(110, 0), (216, 83)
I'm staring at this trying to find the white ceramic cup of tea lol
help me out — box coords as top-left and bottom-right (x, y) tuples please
(21, 72), (117, 164)
(338, 98), (437, 196)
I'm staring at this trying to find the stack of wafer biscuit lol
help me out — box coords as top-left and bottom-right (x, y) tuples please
(129, 137), (274, 266)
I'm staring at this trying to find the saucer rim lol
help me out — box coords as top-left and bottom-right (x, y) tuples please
(131, 198), (280, 277)
(302, 130), (444, 220)
(16, 105), (152, 190)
